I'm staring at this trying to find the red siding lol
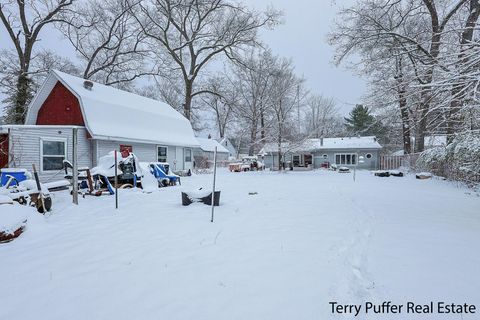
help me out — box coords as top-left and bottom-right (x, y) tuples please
(0, 134), (8, 168)
(36, 81), (85, 126)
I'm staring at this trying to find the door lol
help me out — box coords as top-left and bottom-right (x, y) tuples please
(0, 134), (8, 168)
(184, 148), (193, 171)
(175, 146), (184, 170)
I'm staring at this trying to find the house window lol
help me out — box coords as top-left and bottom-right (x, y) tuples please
(322, 154), (328, 159)
(335, 153), (357, 165)
(157, 146), (168, 162)
(184, 148), (192, 162)
(365, 153), (372, 159)
(41, 139), (66, 171)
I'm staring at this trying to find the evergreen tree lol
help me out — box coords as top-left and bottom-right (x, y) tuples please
(344, 104), (376, 135)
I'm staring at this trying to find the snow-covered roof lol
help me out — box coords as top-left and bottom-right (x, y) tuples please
(25, 70), (199, 147)
(197, 137), (229, 153)
(260, 136), (382, 154)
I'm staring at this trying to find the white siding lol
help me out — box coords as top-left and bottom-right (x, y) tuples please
(167, 146), (176, 166)
(175, 147), (184, 170)
(94, 140), (186, 170)
(8, 126), (92, 181)
(5, 128), (194, 180)
(95, 140), (157, 163)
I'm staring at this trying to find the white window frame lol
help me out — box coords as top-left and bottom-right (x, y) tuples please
(157, 146), (168, 163)
(365, 153), (373, 159)
(334, 153), (358, 165)
(40, 137), (67, 172)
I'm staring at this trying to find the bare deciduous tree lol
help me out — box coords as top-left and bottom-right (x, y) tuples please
(304, 95), (341, 138)
(329, 0), (470, 153)
(231, 50), (277, 155)
(131, 0), (280, 121)
(199, 75), (236, 138)
(59, 0), (152, 86)
(0, 0), (74, 123)
(268, 58), (305, 170)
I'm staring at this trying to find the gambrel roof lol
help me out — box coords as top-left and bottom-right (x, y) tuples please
(25, 70), (199, 147)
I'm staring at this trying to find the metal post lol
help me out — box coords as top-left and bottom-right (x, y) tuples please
(114, 150), (118, 209)
(210, 146), (217, 223)
(353, 154), (357, 182)
(72, 128), (79, 205)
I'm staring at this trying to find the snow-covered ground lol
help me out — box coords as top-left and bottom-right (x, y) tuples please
(1, 169), (479, 320)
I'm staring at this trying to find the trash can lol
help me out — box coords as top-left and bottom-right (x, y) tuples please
(0, 168), (28, 187)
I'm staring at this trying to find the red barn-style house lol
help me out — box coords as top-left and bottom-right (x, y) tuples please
(0, 70), (199, 180)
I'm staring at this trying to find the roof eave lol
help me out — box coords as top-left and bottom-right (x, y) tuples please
(92, 133), (200, 148)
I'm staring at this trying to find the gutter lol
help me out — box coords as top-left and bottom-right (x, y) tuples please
(92, 134), (201, 148)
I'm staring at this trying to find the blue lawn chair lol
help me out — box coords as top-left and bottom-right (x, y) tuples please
(149, 163), (180, 186)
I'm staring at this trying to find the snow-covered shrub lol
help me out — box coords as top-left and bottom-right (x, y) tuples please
(417, 131), (480, 185)
(447, 131), (480, 184)
(416, 146), (448, 176)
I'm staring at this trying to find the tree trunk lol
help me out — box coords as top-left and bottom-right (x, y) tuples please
(399, 93), (411, 154)
(395, 56), (412, 154)
(10, 72), (31, 124)
(248, 120), (257, 156)
(277, 130), (283, 171)
(216, 109), (225, 138)
(184, 80), (193, 120)
(415, 88), (430, 153)
(260, 110), (265, 141)
(446, 0), (480, 143)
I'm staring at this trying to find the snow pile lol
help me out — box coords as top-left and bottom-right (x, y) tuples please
(0, 195), (13, 205)
(1, 170), (479, 319)
(184, 187), (212, 198)
(91, 151), (138, 177)
(0, 203), (31, 235)
(137, 162), (158, 192)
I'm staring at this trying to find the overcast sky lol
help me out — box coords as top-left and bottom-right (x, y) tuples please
(245, 0), (366, 115)
(0, 0), (365, 116)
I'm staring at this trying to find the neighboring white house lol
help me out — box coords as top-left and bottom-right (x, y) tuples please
(0, 69), (199, 180)
(216, 137), (237, 159)
(259, 136), (383, 170)
(193, 137), (229, 168)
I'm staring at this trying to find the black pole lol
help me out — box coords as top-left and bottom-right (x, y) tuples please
(211, 146), (217, 223)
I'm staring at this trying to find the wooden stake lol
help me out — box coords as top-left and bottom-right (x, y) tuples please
(32, 164), (46, 213)
(211, 146), (217, 223)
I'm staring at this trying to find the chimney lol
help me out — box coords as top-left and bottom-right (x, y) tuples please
(320, 137), (324, 146)
(208, 134), (211, 139)
(83, 80), (93, 90)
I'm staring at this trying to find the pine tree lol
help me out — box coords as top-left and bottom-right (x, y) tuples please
(344, 105), (376, 134)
